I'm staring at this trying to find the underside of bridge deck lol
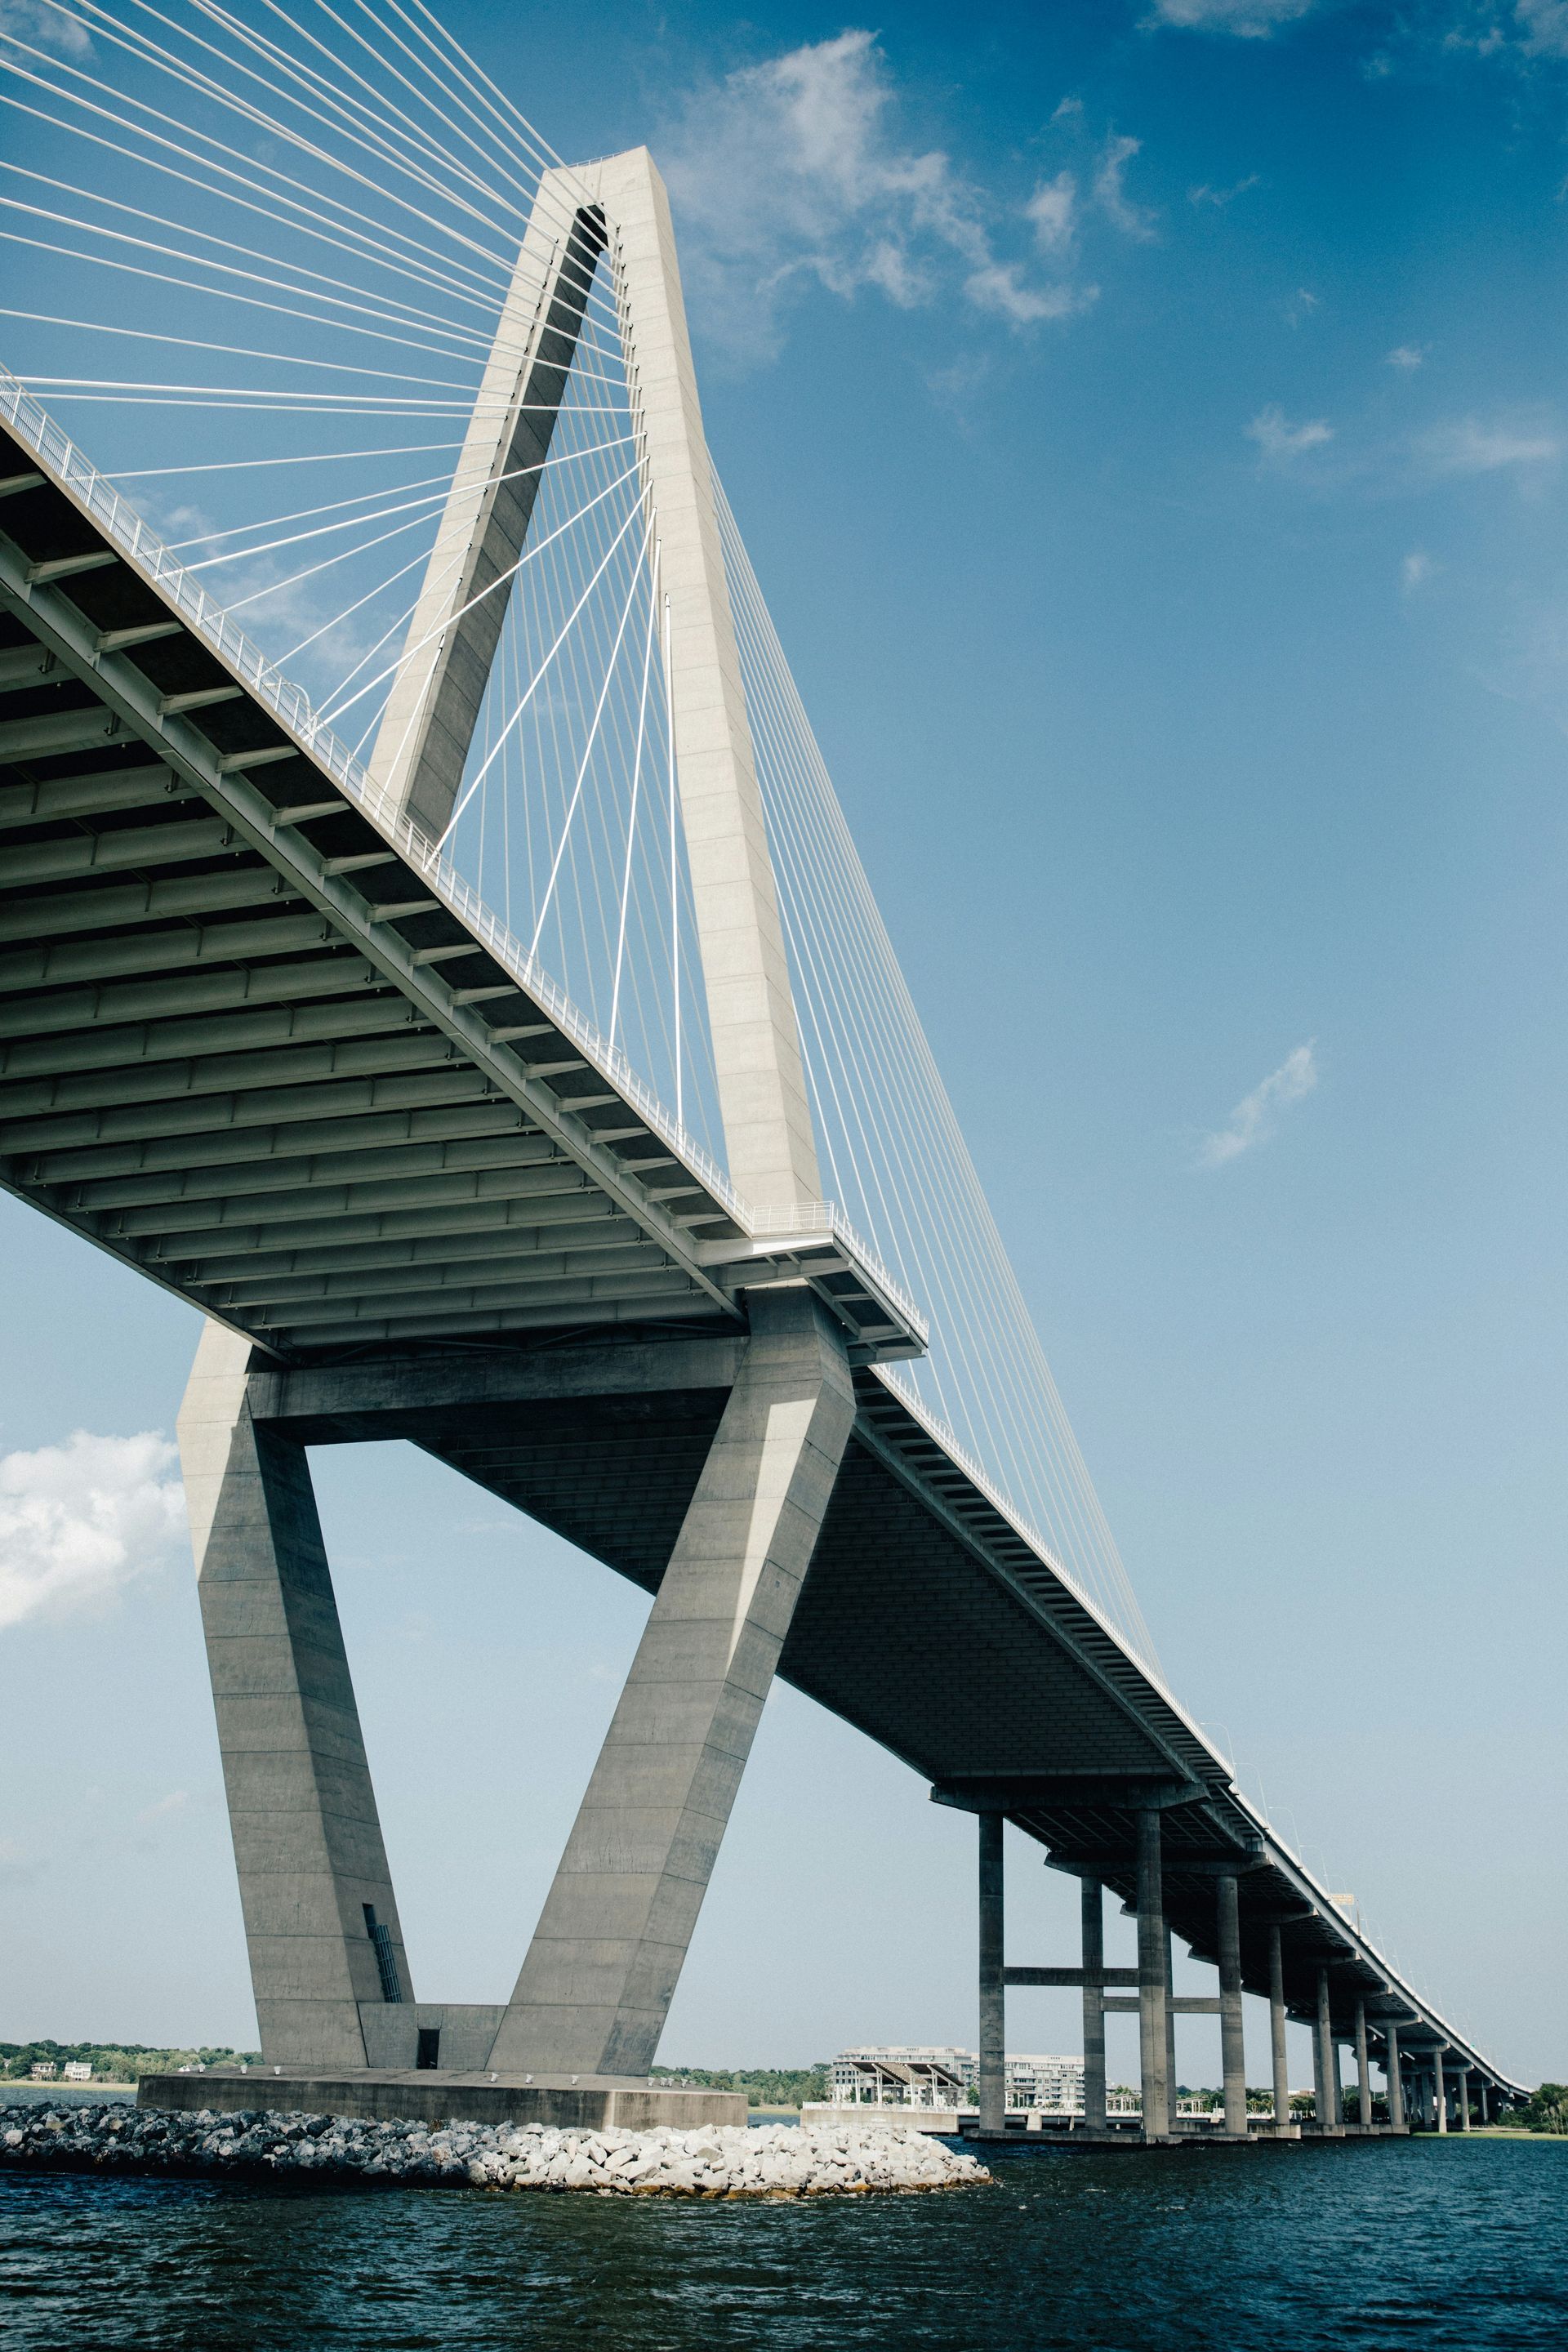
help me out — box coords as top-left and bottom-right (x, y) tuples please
(0, 397), (1522, 2114)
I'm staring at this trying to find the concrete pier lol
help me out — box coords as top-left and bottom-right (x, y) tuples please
(1217, 1873), (1246, 2137)
(177, 1325), (414, 2069)
(1081, 1877), (1107, 2134)
(978, 1811), (1007, 2136)
(489, 1288), (854, 2077)
(137, 2069), (745, 2132)
(1354, 1995), (1372, 2128)
(1136, 1807), (1169, 2139)
(1268, 1923), (1294, 2136)
(1385, 2020), (1405, 2131)
(1315, 1967), (1343, 2134)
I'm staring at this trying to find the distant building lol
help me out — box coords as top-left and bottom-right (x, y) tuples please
(831, 2047), (971, 2109)
(29, 2061), (57, 2081)
(829, 2047), (1088, 2113)
(1006, 2054), (1087, 2114)
(62, 2062), (92, 2083)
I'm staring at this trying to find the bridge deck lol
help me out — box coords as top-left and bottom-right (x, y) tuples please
(0, 390), (1519, 2097)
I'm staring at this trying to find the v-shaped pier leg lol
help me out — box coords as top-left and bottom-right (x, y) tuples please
(179, 1322), (414, 2066)
(487, 1288), (854, 2077)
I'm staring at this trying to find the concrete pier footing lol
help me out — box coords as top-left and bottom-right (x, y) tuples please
(137, 2070), (745, 2132)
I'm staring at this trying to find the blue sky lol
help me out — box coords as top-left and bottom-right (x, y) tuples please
(2, 0), (1566, 2087)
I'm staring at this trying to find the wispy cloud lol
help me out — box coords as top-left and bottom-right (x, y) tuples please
(1516, 0), (1568, 59)
(1146, 0), (1319, 34)
(1196, 1043), (1318, 1169)
(1189, 174), (1262, 206)
(1247, 403), (1334, 460)
(1402, 549), (1433, 590)
(1286, 287), (1321, 327)
(1387, 343), (1427, 369)
(136, 1790), (189, 1824)
(0, 2), (91, 56)
(1419, 416), (1560, 473)
(1026, 169), (1078, 253)
(1094, 134), (1159, 240)
(0, 1431), (186, 1631)
(656, 30), (1096, 363)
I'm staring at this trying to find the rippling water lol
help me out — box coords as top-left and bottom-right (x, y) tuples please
(2, 2136), (1563, 2350)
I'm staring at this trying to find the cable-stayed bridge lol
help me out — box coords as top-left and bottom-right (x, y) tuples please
(0, 1), (1520, 2136)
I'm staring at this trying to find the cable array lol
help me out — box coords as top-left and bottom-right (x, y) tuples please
(0, 0), (1157, 1661)
(714, 476), (1159, 1667)
(0, 0), (727, 1165)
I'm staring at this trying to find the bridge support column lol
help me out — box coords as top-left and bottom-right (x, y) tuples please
(487, 1289), (854, 2078)
(1217, 1873), (1247, 2137)
(1459, 2065), (1472, 2131)
(178, 1321), (412, 2069)
(978, 1810), (1007, 2136)
(1314, 1967), (1343, 2133)
(1080, 1877), (1107, 2133)
(1136, 1807), (1169, 2140)
(1433, 2047), (1448, 2132)
(1354, 1994), (1372, 2128)
(1385, 2020), (1405, 2130)
(1165, 1928), (1178, 2125)
(1268, 1923), (1293, 2136)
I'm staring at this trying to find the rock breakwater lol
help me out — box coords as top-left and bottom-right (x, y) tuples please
(0, 2105), (990, 2198)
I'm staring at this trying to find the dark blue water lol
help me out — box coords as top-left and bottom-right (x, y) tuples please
(2, 2137), (1563, 2349)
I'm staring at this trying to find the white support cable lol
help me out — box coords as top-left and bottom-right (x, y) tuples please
(0, 33), (514, 306)
(277, 541), (435, 669)
(0, 82), (514, 317)
(0, 246), (501, 376)
(711, 470), (1157, 1663)
(222, 0), (619, 327)
(0, 164), (510, 356)
(105, 440), (465, 477)
(527, 511), (653, 960)
(44, 0), (525, 283)
(432, 492), (644, 853)
(320, 456), (641, 723)
(662, 581), (682, 1134)
(173, 435), (635, 568)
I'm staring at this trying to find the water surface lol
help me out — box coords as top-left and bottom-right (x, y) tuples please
(2, 2135), (1561, 2349)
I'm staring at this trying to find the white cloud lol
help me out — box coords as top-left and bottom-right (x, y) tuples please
(656, 31), (1089, 362)
(1247, 403), (1334, 459)
(1516, 0), (1568, 58)
(137, 1790), (189, 1824)
(1420, 417), (1560, 472)
(1197, 1043), (1318, 1169)
(1094, 134), (1159, 240)
(1189, 174), (1262, 206)
(0, 1431), (187, 1631)
(0, 1), (91, 56)
(1286, 286), (1321, 327)
(1402, 549), (1433, 590)
(1387, 343), (1427, 368)
(1146, 0), (1318, 33)
(1027, 169), (1077, 253)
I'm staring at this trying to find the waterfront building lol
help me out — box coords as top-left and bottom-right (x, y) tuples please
(62, 2062), (92, 2083)
(830, 2048), (1087, 2114)
(28, 2062), (57, 2081)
